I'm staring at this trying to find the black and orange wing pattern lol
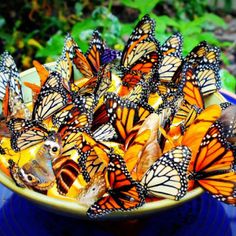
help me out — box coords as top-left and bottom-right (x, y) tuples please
(87, 154), (146, 218)
(188, 121), (236, 205)
(158, 33), (183, 83)
(118, 15), (160, 96)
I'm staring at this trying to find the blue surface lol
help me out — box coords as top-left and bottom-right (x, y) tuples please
(220, 91), (236, 104)
(0, 184), (235, 236)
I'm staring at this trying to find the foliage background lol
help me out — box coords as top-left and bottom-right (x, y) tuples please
(0, 0), (235, 93)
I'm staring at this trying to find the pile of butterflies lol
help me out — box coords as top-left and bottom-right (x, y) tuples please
(0, 14), (235, 218)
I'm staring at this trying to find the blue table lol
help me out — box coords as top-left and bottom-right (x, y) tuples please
(0, 184), (235, 236)
(0, 92), (235, 236)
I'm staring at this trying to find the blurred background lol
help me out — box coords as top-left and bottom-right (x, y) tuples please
(0, 0), (235, 94)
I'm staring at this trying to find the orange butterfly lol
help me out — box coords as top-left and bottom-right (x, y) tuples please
(118, 14), (160, 96)
(78, 132), (110, 182)
(158, 32), (183, 83)
(187, 121), (236, 205)
(87, 154), (145, 218)
(73, 30), (105, 95)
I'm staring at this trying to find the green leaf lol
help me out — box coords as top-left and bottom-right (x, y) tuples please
(35, 32), (64, 58)
(75, 2), (83, 17)
(201, 13), (226, 28)
(221, 53), (230, 66)
(220, 69), (236, 93)
(121, 0), (159, 14)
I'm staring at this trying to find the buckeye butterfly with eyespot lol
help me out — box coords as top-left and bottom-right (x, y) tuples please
(87, 153), (146, 218)
(8, 136), (61, 192)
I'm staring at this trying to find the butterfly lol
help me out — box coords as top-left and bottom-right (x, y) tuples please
(8, 137), (61, 191)
(87, 154), (146, 218)
(181, 62), (205, 109)
(73, 30), (104, 80)
(163, 104), (222, 154)
(104, 92), (154, 142)
(32, 71), (72, 122)
(52, 126), (84, 195)
(173, 41), (220, 85)
(219, 105), (236, 146)
(141, 145), (191, 200)
(158, 33), (183, 83)
(127, 113), (163, 181)
(77, 173), (106, 207)
(188, 121), (236, 205)
(0, 51), (22, 100)
(78, 132), (110, 182)
(7, 118), (55, 152)
(118, 14), (161, 96)
(0, 52), (31, 120)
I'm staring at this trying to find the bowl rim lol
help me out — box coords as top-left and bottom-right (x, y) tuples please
(0, 170), (204, 218)
(0, 63), (227, 219)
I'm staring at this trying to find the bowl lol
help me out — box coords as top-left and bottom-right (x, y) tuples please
(0, 64), (228, 219)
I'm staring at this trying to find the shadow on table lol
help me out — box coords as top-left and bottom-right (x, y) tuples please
(0, 186), (232, 236)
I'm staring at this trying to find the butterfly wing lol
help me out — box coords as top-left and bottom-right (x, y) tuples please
(158, 33), (183, 83)
(119, 15), (160, 96)
(141, 146), (191, 200)
(87, 154), (145, 218)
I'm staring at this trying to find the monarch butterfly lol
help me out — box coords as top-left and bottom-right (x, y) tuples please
(87, 154), (146, 218)
(54, 51), (73, 92)
(185, 41), (220, 67)
(118, 14), (160, 96)
(123, 129), (151, 175)
(188, 121), (236, 205)
(32, 72), (72, 122)
(2, 83), (31, 120)
(170, 101), (202, 134)
(93, 64), (112, 99)
(141, 145), (191, 200)
(73, 30), (104, 79)
(0, 52), (31, 120)
(163, 104), (222, 154)
(181, 62), (205, 109)
(158, 33), (183, 83)
(123, 80), (150, 104)
(128, 113), (163, 181)
(78, 132), (110, 182)
(104, 92), (154, 142)
(92, 123), (117, 142)
(9, 122), (53, 151)
(0, 51), (22, 99)
(172, 41), (220, 85)
(195, 63), (220, 96)
(8, 138), (61, 191)
(54, 106), (92, 131)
